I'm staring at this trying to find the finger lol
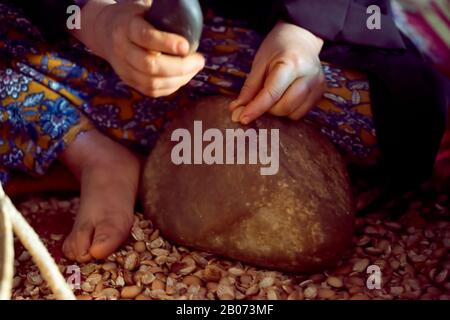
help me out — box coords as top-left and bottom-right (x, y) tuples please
(268, 77), (311, 117)
(288, 81), (325, 120)
(128, 64), (198, 89)
(125, 44), (205, 76)
(123, 75), (185, 97)
(122, 73), (189, 97)
(231, 106), (245, 123)
(287, 94), (315, 121)
(132, 80), (192, 97)
(135, 0), (153, 6)
(239, 62), (297, 124)
(128, 17), (190, 55)
(229, 63), (266, 111)
(288, 73), (326, 120)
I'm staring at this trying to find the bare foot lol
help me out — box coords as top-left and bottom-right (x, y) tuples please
(60, 129), (140, 262)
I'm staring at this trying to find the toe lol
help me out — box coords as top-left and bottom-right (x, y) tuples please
(62, 236), (76, 261)
(89, 215), (132, 259)
(68, 221), (94, 263)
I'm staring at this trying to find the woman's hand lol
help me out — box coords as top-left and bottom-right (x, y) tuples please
(230, 21), (326, 124)
(71, 0), (205, 97)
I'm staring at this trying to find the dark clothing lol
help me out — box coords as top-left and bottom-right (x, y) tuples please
(8, 0), (448, 189)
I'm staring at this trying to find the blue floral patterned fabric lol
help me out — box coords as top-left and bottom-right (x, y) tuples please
(0, 4), (379, 185)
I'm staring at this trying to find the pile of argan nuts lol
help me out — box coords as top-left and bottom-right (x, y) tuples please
(10, 182), (450, 300)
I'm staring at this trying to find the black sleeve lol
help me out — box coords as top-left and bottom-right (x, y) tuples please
(278, 0), (405, 49)
(200, 0), (280, 32)
(12, 0), (76, 41)
(204, 0), (406, 49)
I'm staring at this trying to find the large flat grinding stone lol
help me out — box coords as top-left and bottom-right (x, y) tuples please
(141, 96), (355, 273)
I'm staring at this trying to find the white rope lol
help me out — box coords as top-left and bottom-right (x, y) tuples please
(0, 186), (14, 300)
(0, 184), (75, 300)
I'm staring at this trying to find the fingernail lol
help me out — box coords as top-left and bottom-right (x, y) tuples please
(229, 99), (239, 110)
(240, 115), (250, 125)
(231, 106), (245, 122)
(149, 50), (162, 57)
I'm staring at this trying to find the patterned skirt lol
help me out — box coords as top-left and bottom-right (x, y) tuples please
(0, 4), (379, 185)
